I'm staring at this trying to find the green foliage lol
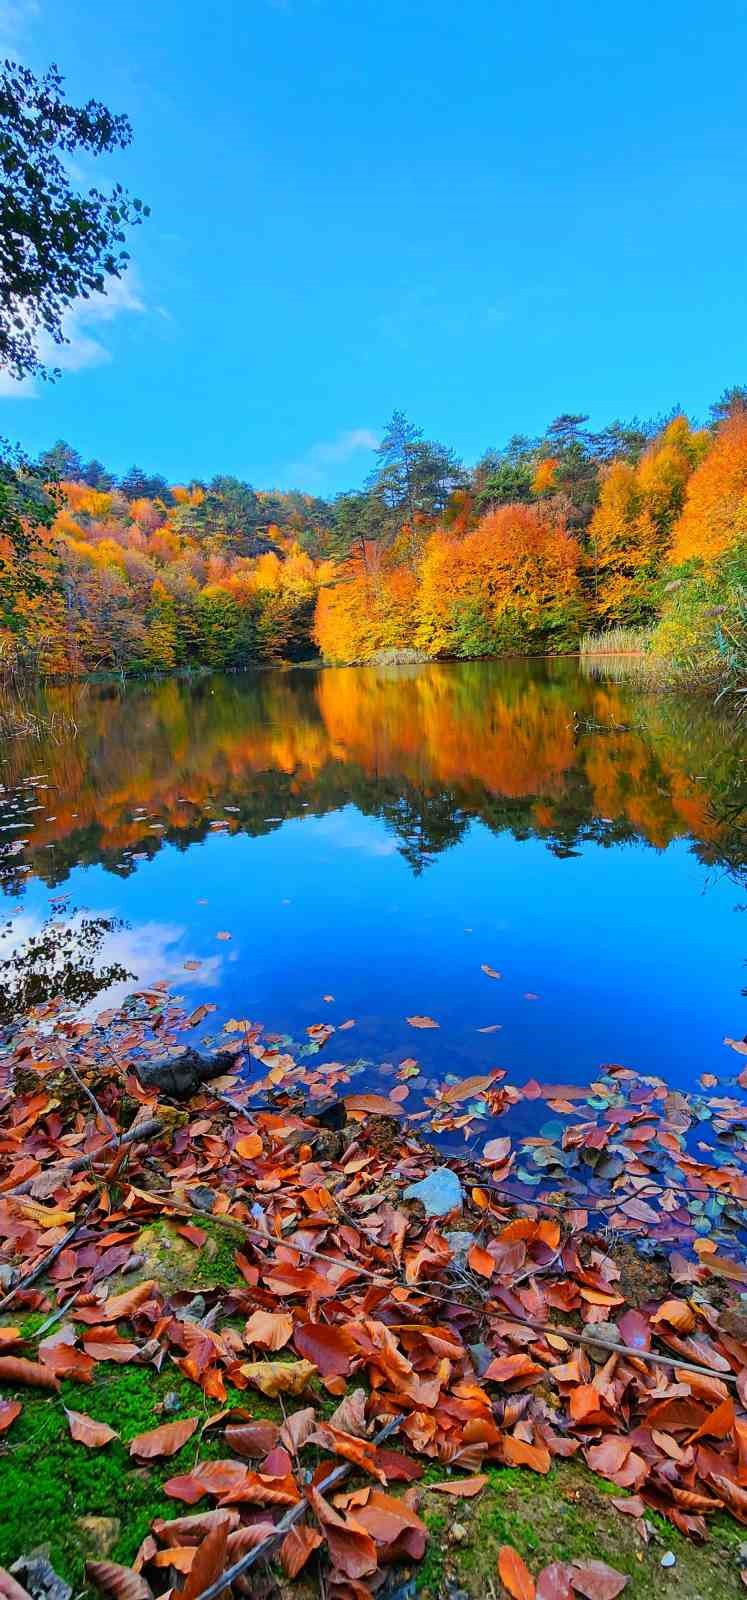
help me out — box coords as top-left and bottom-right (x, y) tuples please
(0, 61), (149, 382)
(651, 540), (747, 708)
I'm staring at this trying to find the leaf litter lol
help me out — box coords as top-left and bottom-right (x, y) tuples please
(1, 989), (747, 1595)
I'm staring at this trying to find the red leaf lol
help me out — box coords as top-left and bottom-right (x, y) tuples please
(468, 1244), (496, 1279)
(294, 1321), (356, 1376)
(179, 1521), (229, 1600)
(570, 1561), (628, 1600)
(537, 1564), (575, 1600)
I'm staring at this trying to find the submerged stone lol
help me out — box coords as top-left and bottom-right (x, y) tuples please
(403, 1166), (463, 1216)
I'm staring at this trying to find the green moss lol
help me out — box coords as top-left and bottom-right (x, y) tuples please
(122, 1216), (244, 1292)
(416, 1463), (746, 1598)
(0, 1362), (280, 1590)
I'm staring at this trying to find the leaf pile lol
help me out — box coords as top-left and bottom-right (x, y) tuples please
(2, 987), (747, 1597)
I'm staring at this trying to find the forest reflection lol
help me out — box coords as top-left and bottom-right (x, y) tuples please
(0, 659), (743, 891)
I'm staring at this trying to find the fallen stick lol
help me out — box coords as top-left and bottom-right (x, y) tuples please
(191, 1412), (404, 1600)
(10, 1116), (163, 1196)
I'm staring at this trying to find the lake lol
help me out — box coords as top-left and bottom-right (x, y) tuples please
(0, 658), (744, 1120)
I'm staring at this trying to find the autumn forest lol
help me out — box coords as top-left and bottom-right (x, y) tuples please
(2, 395), (746, 696)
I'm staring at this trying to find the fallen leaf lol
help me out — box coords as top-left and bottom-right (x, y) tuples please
(429, 1475), (488, 1497)
(85, 1563), (153, 1600)
(0, 1357), (59, 1392)
(0, 1401), (22, 1434)
(129, 1418), (199, 1460)
(234, 1133), (263, 1160)
(570, 1560), (628, 1600)
(406, 1015), (439, 1029)
(468, 1243), (496, 1279)
(498, 1544), (536, 1600)
(280, 1524), (323, 1578)
(65, 1408), (119, 1448)
(240, 1359), (317, 1397)
(481, 964), (502, 979)
(244, 1309), (293, 1351)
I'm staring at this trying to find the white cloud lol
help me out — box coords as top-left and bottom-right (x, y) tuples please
(285, 427), (380, 490)
(0, 907), (223, 1017)
(0, 269), (146, 398)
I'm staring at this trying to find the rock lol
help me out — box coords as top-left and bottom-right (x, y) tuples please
(181, 1293), (207, 1322)
(75, 1518), (121, 1559)
(660, 1552), (676, 1568)
(451, 1524), (468, 1543)
(189, 1185), (216, 1214)
(403, 1166), (463, 1217)
(584, 1322), (620, 1362)
(445, 1231), (477, 1270)
(467, 1340), (494, 1378)
(135, 1047), (237, 1100)
(10, 1557), (72, 1600)
(162, 1390), (182, 1414)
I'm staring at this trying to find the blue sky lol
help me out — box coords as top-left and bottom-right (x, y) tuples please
(1, 0), (746, 494)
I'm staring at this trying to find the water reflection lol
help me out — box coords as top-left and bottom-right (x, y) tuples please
(0, 660), (743, 891)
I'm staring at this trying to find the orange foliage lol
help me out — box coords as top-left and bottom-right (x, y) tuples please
(672, 410), (747, 564)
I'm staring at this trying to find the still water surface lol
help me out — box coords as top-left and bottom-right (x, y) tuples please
(0, 659), (744, 1100)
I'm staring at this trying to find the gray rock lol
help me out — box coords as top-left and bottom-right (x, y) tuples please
(10, 1557), (72, 1600)
(403, 1166), (463, 1217)
(444, 1231), (477, 1269)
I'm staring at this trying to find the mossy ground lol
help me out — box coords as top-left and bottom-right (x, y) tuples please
(416, 1462), (746, 1598)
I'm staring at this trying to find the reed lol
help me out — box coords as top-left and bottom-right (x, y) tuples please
(579, 626), (655, 656)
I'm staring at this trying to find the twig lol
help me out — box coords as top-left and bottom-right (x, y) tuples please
(192, 1412), (404, 1600)
(10, 1116), (163, 1196)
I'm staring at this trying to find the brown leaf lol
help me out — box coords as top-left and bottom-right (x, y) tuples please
(440, 1072), (498, 1104)
(244, 1309), (293, 1351)
(280, 1407), (318, 1452)
(405, 1015), (439, 1029)
(570, 1561), (628, 1600)
(85, 1562), (152, 1600)
(308, 1488), (378, 1579)
(498, 1545), (536, 1600)
(224, 1421), (280, 1459)
(129, 1417), (199, 1459)
(0, 1357), (59, 1392)
(153, 1510), (239, 1547)
(280, 1525), (323, 1578)
(503, 1436), (551, 1474)
(65, 1408), (119, 1448)
(179, 1521), (229, 1600)
(343, 1093), (404, 1116)
(429, 1475), (488, 1496)
(0, 1401), (22, 1434)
